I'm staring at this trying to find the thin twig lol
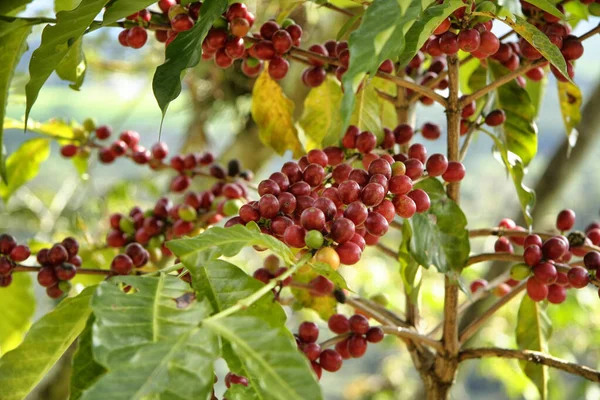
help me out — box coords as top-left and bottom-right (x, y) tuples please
(321, 2), (357, 17)
(459, 347), (600, 382)
(381, 326), (443, 352)
(459, 281), (526, 344)
(467, 252), (523, 266)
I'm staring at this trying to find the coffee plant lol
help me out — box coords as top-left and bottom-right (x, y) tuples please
(0, 0), (599, 398)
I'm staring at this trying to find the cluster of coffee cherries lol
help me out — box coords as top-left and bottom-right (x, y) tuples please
(31, 239), (82, 298)
(426, 2), (500, 59)
(116, 1), (203, 49)
(294, 314), (385, 379)
(0, 234), (32, 288)
(225, 123), (465, 267)
(471, 209), (600, 304)
(61, 124), (252, 195)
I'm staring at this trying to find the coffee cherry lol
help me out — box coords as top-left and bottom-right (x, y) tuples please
(442, 162), (465, 182)
(328, 314), (350, 334)
(258, 194), (279, 219)
(319, 349), (343, 372)
(478, 31), (500, 55)
(268, 56), (289, 80)
(421, 122), (441, 140)
(56, 263), (77, 281)
(0, 234), (16, 255)
(561, 39), (583, 61)
(547, 284), (567, 304)
(343, 201), (368, 226)
(303, 163), (325, 187)
(37, 266), (58, 287)
(485, 109), (506, 126)
(111, 254), (133, 275)
(439, 32), (459, 55)
(426, 154), (448, 177)
(458, 29), (481, 52)
(556, 209), (576, 231)
(433, 18), (451, 35)
(283, 225), (306, 248)
(523, 245), (543, 267)
(494, 237), (513, 253)
(46, 284), (64, 299)
(336, 242), (362, 265)
(49, 244), (69, 265)
(494, 283), (511, 297)
(314, 247), (341, 270)
(126, 27), (148, 49)
(0, 275), (12, 287)
(567, 266), (589, 288)
(260, 21), (280, 40)
(60, 144), (78, 158)
(584, 251), (600, 270)
(366, 327), (384, 343)
(9, 245), (31, 262)
(0, 257), (12, 276)
(510, 263), (531, 281)
(298, 321), (319, 343)
(305, 230), (324, 249)
(470, 279), (487, 293)
(230, 17), (250, 37)
(393, 124), (413, 145)
(330, 218), (355, 244)
(533, 262), (558, 285)
(171, 14), (194, 32)
(254, 40), (276, 60)
(95, 125), (111, 139)
(272, 29), (293, 54)
(365, 212), (388, 237)
(349, 314), (370, 334)
(355, 131), (377, 154)
(310, 276), (334, 295)
(527, 277), (548, 302)
(392, 195), (416, 218)
(303, 342), (321, 361)
(542, 236), (568, 261)
(404, 159), (424, 180)
(407, 189), (430, 213)
(348, 334), (368, 358)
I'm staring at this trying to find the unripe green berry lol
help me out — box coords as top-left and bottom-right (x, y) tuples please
(148, 235), (165, 249)
(58, 280), (72, 293)
(370, 293), (389, 306)
(119, 217), (135, 235)
(168, 5), (187, 20)
(245, 57), (260, 68)
(178, 204), (198, 222)
(213, 16), (228, 29)
(305, 230), (325, 249)
(282, 18), (295, 28)
(223, 199), (244, 216)
(391, 161), (406, 176)
(590, 3), (600, 16)
(510, 263), (531, 281)
(82, 118), (96, 132)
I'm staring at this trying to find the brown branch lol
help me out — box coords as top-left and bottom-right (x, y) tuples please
(459, 281), (526, 344)
(321, 2), (357, 17)
(381, 326), (443, 352)
(467, 252), (523, 266)
(459, 347), (600, 383)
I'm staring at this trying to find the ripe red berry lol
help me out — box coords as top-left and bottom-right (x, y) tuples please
(485, 109), (506, 126)
(407, 189), (430, 213)
(556, 209), (576, 231)
(442, 161), (465, 182)
(421, 122), (441, 140)
(439, 32), (459, 55)
(470, 279), (488, 293)
(37, 266), (58, 287)
(392, 195), (416, 218)
(349, 314), (370, 334)
(272, 29), (293, 54)
(542, 236), (568, 261)
(56, 263), (77, 281)
(478, 31), (500, 55)
(433, 18), (451, 35)
(584, 251), (600, 270)
(224, 37), (245, 59)
(523, 245), (543, 267)
(319, 349), (343, 372)
(303, 342), (321, 361)
(0, 234), (16, 255)
(171, 14), (194, 32)
(49, 244), (69, 265)
(336, 242), (362, 265)
(366, 327), (384, 343)
(458, 29), (481, 52)
(526, 277), (548, 302)
(111, 254), (133, 275)
(355, 131), (377, 154)
(60, 144), (78, 158)
(126, 27), (148, 49)
(327, 314), (350, 335)
(547, 284), (567, 304)
(0, 257), (12, 276)
(260, 21), (280, 40)
(46, 284), (64, 299)
(567, 266), (589, 288)
(533, 262), (558, 285)
(348, 334), (368, 358)
(9, 244), (31, 262)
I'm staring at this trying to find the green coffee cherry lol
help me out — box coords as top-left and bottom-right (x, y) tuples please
(305, 230), (325, 249)
(119, 217), (135, 235)
(391, 161), (406, 176)
(58, 280), (72, 293)
(370, 293), (389, 306)
(281, 18), (295, 28)
(510, 263), (531, 281)
(213, 16), (228, 29)
(149, 235), (165, 249)
(82, 118), (96, 132)
(245, 57), (260, 68)
(223, 199), (244, 217)
(590, 3), (600, 16)
(178, 204), (198, 221)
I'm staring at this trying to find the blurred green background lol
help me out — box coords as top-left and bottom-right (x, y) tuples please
(2, 1), (600, 399)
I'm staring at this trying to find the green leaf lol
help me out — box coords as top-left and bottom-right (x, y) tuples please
(0, 0), (35, 15)
(0, 274), (35, 355)
(56, 38), (86, 90)
(521, 0), (564, 19)
(0, 286), (95, 400)
(299, 76), (343, 149)
(557, 80), (581, 151)
(525, 74), (545, 117)
(0, 20), (32, 183)
(490, 62), (537, 166)
(349, 82), (383, 140)
(516, 295), (552, 399)
(191, 259), (288, 399)
(499, 15), (571, 83)
(251, 69), (304, 158)
(167, 224), (296, 269)
(340, 0), (424, 128)
(397, 0), (465, 67)
(90, 274), (208, 365)
(102, 0), (157, 24)
(309, 261), (350, 291)
(83, 274), (218, 400)
(481, 127), (536, 227)
(336, 11), (362, 41)
(0, 138), (51, 203)
(204, 316), (323, 400)
(24, 0), (108, 124)
(398, 220), (421, 303)
(563, 1), (589, 27)
(4, 117), (87, 140)
(69, 316), (106, 400)
(409, 178), (470, 273)
(152, 0), (227, 117)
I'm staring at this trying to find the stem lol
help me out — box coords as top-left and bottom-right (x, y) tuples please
(467, 252), (523, 266)
(459, 281), (526, 344)
(321, 2), (357, 16)
(442, 55), (462, 359)
(13, 265), (110, 275)
(381, 326), (443, 352)
(459, 348), (600, 382)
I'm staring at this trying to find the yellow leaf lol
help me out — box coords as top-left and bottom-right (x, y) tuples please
(299, 76), (344, 150)
(291, 267), (337, 321)
(350, 81), (383, 140)
(557, 80), (582, 151)
(4, 117), (85, 141)
(251, 70), (304, 158)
